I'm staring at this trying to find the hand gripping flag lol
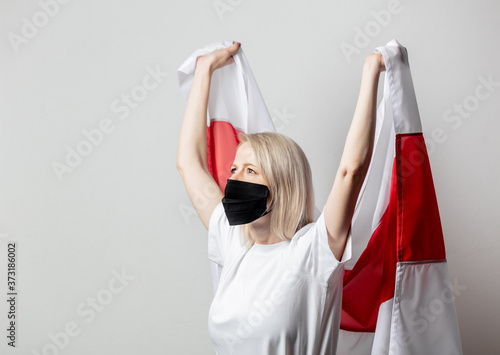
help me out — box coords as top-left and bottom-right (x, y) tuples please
(336, 39), (463, 354)
(177, 39), (462, 354)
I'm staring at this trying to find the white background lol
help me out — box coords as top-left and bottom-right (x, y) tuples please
(0, 0), (498, 354)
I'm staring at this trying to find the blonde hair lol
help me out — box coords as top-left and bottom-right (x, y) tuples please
(235, 131), (316, 248)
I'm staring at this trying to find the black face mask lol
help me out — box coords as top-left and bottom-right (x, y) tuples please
(221, 179), (272, 226)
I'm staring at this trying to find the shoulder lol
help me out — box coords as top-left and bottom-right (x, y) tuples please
(289, 209), (321, 245)
(208, 201), (248, 266)
(288, 205), (352, 284)
(208, 201), (225, 232)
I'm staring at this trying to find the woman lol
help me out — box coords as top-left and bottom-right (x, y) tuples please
(176, 41), (385, 354)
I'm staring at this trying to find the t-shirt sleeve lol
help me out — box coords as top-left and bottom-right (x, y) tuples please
(291, 205), (352, 285)
(208, 200), (242, 267)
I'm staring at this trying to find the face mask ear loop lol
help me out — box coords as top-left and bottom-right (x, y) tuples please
(261, 208), (272, 217)
(265, 196), (274, 216)
(263, 195), (273, 217)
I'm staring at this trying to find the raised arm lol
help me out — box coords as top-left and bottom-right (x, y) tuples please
(176, 42), (241, 230)
(324, 53), (385, 261)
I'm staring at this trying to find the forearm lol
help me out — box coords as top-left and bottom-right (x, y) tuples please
(339, 57), (381, 175)
(176, 61), (212, 171)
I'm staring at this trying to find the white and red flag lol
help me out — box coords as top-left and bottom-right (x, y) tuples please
(177, 41), (276, 193)
(177, 39), (463, 354)
(336, 39), (463, 354)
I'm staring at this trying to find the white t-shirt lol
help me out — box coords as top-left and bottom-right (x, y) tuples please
(207, 201), (352, 355)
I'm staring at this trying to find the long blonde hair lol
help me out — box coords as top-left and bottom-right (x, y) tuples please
(235, 131), (316, 248)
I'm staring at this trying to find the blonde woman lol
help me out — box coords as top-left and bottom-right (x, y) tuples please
(176, 41), (385, 354)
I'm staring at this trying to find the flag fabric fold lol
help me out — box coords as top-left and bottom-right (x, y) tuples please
(177, 39), (462, 354)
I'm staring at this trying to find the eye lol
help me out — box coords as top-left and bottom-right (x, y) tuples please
(230, 168), (236, 174)
(248, 168), (256, 174)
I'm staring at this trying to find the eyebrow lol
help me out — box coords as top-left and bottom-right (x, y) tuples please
(231, 163), (256, 169)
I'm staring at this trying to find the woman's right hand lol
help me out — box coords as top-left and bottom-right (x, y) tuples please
(364, 53), (386, 74)
(195, 41), (241, 75)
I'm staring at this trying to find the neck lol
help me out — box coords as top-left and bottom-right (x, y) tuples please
(250, 216), (282, 245)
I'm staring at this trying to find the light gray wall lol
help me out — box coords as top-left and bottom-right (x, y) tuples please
(0, 0), (498, 354)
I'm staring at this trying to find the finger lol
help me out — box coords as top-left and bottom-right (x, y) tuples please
(228, 42), (241, 55)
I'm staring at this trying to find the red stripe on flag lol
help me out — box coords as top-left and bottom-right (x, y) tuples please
(396, 133), (446, 262)
(207, 121), (243, 193)
(340, 133), (447, 332)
